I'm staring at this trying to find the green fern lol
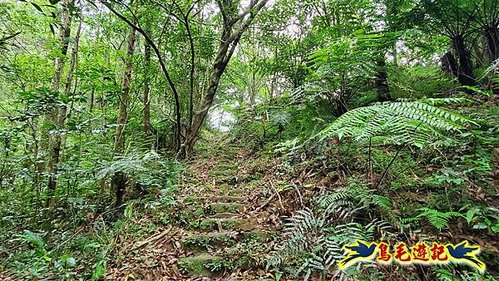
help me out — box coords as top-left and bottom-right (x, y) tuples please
(407, 208), (464, 231)
(97, 151), (179, 191)
(432, 267), (457, 281)
(20, 230), (50, 261)
(97, 153), (148, 179)
(318, 178), (392, 212)
(268, 179), (396, 279)
(317, 98), (476, 148)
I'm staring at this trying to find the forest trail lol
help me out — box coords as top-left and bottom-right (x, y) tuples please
(3, 0), (499, 279)
(106, 137), (282, 280)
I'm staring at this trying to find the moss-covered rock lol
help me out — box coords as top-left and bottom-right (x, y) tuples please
(178, 254), (223, 276)
(208, 202), (245, 213)
(198, 218), (244, 231)
(182, 231), (238, 251)
(207, 195), (245, 203)
(242, 230), (274, 242)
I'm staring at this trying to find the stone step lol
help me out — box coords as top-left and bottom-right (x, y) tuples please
(241, 229), (274, 242)
(182, 230), (272, 252)
(182, 231), (238, 251)
(178, 254), (224, 277)
(217, 183), (244, 195)
(208, 195), (246, 203)
(198, 218), (256, 231)
(210, 212), (239, 219)
(208, 202), (246, 214)
(179, 232), (273, 276)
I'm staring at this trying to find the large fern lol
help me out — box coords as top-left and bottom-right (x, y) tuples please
(268, 179), (396, 279)
(97, 151), (179, 191)
(402, 207), (464, 231)
(317, 98), (475, 148)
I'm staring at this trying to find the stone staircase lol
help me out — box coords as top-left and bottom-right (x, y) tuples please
(177, 188), (270, 278)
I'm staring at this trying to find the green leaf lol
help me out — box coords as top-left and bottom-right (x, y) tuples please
(84, 242), (101, 249)
(465, 207), (480, 224)
(30, 2), (43, 13)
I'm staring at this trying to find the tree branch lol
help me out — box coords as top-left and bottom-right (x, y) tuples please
(0, 32), (21, 44)
(100, 0), (183, 151)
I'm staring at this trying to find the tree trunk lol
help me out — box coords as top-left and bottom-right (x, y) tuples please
(269, 73), (275, 103)
(335, 73), (348, 117)
(452, 35), (476, 86)
(374, 58), (392, 102)
(102, 0), (267, 157)
(113, 24), (137, 207)
(441, 51), (459, 77)
(46, 0), (74, 205)
(143, 38), (153, 146)
(250, 70), (257, 104)
(268, 44), (278, 103)
(89, 89), (95, 111)
(485, 25), (499, 62)
(493, 148), (499, 193)
(185, 15), (196, 134)
(183, 64), (227, 155)
(181, 0), (269, 157)
(100, 0), (182, 153)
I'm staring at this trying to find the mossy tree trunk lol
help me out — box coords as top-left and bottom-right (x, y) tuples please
(113, 24), (137, 207)
(375, 58), (392, 102)
(46, 0), (76, 205)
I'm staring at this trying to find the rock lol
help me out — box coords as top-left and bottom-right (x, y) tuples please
(182, 231), (238, 251)
(178, 254), (223, 277)
(198, 218), (245, 231)
(208, 202), (245, 213)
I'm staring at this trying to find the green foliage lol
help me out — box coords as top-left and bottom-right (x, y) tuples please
(20, 230), (50, 261)
(268, 178), (395, 279)
(388, 66), (457, 100)
(402, 207), (464, 231)
(98, 151), (180, 193)
(317, 98), (475, 148)
(465, 206), (499, 233)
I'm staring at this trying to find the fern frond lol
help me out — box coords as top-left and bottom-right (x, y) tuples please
(371, 195), (392, 210)
(270, 180), (398, 278)
(317, 100), (475, 148)
(415, 208), (464, 230)
(432, 267), (456, 281)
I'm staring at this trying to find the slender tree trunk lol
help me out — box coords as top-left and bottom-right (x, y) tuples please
(392, 40), (398, 67)
(452, 35), (476, 86)
(113, 24), (136, 207)
(89, 89), (95, 111)
(46, 0), (74, 205)
(485, 25), (499, 62)
(143, 38), (153, 144)
(375, 57), (392, 102)
(185, 15), (196, 134)
(441, 51), (459, 77)
(335, 73), (348, 116)
(268, 44), (278, 103)
(183, 57), (228, 156)
(100, 0), (182, 153)
(102, 0), (267, 157)
(250, 71), (257, 104)
(269, 73), (275, 103)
